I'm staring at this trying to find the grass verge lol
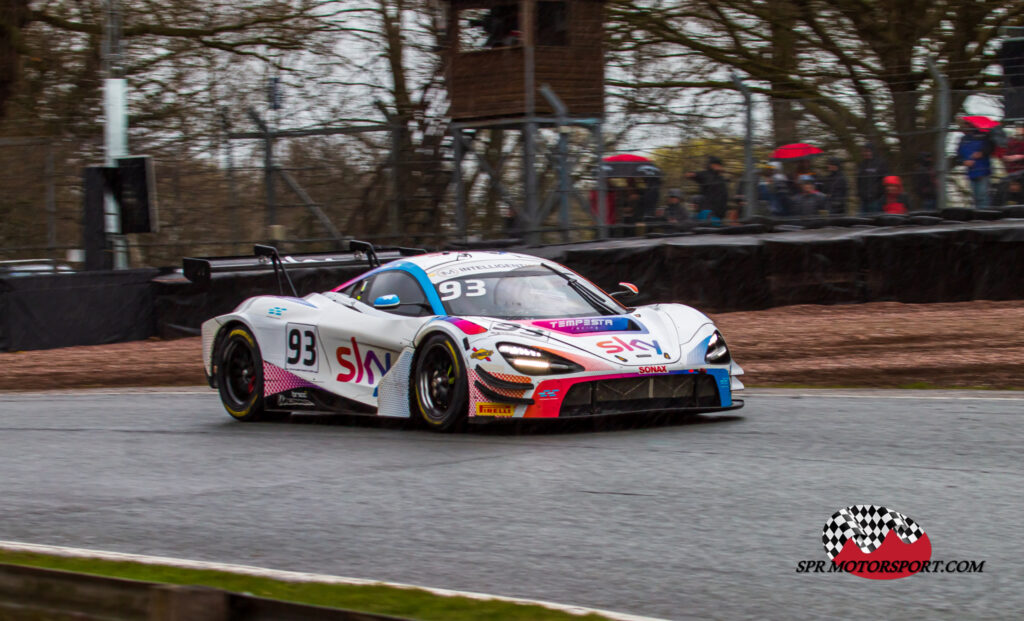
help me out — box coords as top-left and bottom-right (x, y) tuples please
(0, 549), (611, 621)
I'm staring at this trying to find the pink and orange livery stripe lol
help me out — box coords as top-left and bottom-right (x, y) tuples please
(442, 317), (488, 335)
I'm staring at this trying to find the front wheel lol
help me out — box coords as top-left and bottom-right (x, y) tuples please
(411, 334), (468, 432)
(215, 325), (268, 421)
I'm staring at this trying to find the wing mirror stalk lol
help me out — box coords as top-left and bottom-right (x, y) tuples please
(610, 282), (639, 299)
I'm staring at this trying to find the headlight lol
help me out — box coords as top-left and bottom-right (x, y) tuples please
(704, 331), (731, 364)
(497, 343), (583, 375)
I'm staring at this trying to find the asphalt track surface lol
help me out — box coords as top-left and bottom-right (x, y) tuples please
(1, 388), (1021, 620)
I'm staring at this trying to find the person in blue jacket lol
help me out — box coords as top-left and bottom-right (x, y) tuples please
(956, 119), (996, 209)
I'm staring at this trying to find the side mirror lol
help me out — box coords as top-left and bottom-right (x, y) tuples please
(610, 282), (639, 299)
(373, 294), (401, 309)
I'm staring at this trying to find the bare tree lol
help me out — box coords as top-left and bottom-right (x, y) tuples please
(2, 1), (348, 126)
(0, 0), (30, 116)
(609, 0), (1024, 171)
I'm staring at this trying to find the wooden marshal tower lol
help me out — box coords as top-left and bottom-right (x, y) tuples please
(441, 0), (609, 241)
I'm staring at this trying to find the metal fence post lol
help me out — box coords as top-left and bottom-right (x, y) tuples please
(732, 73), (756, 219)
(45, 142), (56, 251)
(453, 127), (467, 241)
(522, 0), (539, 244)
(265, 127), (275, 229)
(246, 107), (276, 232)
(540, 85), (571, 241)
(389, 120), (402, 239)
(220, 109), (240, 246)
(523, 122), (539, 244)
(594, 123), (608, 239)
(928, 59), (950, 211)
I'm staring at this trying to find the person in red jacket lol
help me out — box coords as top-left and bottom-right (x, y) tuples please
(882, 175), (910, 214)
(1002, 126), (1024, 175)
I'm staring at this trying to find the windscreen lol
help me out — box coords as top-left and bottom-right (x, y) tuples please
(435, 266), (622, 319)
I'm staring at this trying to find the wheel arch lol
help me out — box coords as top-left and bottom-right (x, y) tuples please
(409, 323), (470, 384)
(412, 321), (470, 352)
(209, 318), (258, 388)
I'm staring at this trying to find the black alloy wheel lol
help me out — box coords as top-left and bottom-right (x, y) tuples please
(216, 325), (268, 421)
(411, 334), (469, 432)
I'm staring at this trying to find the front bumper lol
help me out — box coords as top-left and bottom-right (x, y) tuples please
(555, 371), (734, 417)
(469, 365), (742, 419)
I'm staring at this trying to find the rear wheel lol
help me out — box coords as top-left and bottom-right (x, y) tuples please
(411, 334), (468, 432)
(216, 326), (268, 421)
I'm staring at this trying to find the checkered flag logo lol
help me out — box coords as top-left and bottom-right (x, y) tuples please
(822, 505), (925, 560)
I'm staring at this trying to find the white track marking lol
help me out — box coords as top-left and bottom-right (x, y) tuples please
(0, 541), (664, 621)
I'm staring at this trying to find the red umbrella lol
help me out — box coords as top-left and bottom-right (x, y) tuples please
(771, 143), (824, 161)
(962, 115), (1000, 131)
(604, 153), (651, 162)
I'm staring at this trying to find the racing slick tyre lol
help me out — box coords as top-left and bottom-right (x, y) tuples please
(411, 333), (469, 432)
(215, 325), (274, 422)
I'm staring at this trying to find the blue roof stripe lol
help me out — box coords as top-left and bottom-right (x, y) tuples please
(373, 262), (445, 315)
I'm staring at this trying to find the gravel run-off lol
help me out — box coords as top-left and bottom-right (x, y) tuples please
(1, 300), (1021, 391)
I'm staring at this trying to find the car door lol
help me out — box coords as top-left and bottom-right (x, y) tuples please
(320, 269), (436, 406)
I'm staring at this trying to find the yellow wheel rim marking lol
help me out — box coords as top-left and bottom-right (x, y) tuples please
(418, 337), (462, 425)
(224, 327), (257, 418)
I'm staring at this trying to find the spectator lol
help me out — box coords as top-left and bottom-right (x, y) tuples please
(956, 119), (995, 209)
(647, 188), (686, 232)
(689, 195), (721, 225)
(733, 168), (775, 217)
(820, 157), (849, 215)
(687, 195), (705, 221)
(618, 189), (644, 237)
(882, 175), (910, 214)
(770, 162), (793, 216)
(997, 176), (1024, 206)
(911, 152), (938, 211)
(662, 188), (687, 222)
(1002, 126), (1024, 176)
(732, 178), (747, 215)
(856, 143), (889, 214)
(793, 174), (827, 216)
(687, 156), (728, 223)
(794, 160), (813, 185)
(757, 167), (775, 214)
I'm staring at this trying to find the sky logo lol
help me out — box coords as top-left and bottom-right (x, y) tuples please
(596, 336), (662, 355)
(336, 338), (393, 386)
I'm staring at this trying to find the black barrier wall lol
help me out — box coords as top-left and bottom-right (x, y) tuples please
(0, 269), (158, 351)
(2, 220), (1023, 351)
(529, 220), (1024, 312)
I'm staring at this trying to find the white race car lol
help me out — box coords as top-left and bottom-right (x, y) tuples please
(186, 244), (744, 431)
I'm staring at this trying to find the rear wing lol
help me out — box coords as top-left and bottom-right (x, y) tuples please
(182, 241), (426, 287)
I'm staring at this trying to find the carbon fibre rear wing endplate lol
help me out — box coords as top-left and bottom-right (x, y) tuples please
(182, 241), (428, 286)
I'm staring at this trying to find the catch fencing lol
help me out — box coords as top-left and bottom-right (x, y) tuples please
(0, 77), (1020, 267)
